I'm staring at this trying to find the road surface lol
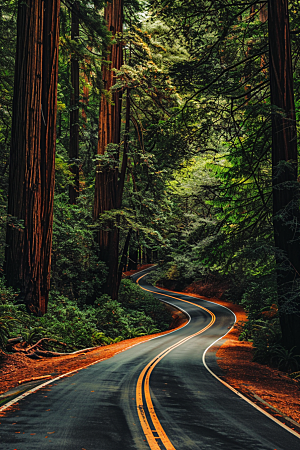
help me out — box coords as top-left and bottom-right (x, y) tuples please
(0, 268), (299, 449)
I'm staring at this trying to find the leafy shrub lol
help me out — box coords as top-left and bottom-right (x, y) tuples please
(137, 324), (161, 335)
(40, 294), (99, 348)
(148, 259), (197, 288)
(118, 279), (171, 331)
(93, 299), (130, 339)
(0, 279), (22, 349)
(236, 276), (283, 370)
(271, 346), (300, 372)
(51, 198), (107, 305)
(0, 315), (16, 350)
(21, 326), (45, 346)
(240, 278), (277, 320)
(0, 278), (18, 304)
(249, 317), (300, 372)
(0, 277), (172, 352)
(91, 331), (122, 346)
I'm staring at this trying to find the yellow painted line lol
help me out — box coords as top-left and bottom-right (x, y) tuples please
(136, 273), (216, 450)
(136, 274), (215, 317)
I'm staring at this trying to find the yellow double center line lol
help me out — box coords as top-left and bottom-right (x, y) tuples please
(135, 274), (216, 450)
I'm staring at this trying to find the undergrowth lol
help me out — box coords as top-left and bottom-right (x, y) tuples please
(0, 277), (171, 352)
(237, 278), (300, 373)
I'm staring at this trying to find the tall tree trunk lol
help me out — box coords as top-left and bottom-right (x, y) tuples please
(69, 1), (80, 204)
(268, 0), (300, 350)
(82, 72), (89, 124)
(40, 0), (60, 314)
(5, 0), (60, 315)
(117, 88), (131, 286)
(93, 0), (123, 300)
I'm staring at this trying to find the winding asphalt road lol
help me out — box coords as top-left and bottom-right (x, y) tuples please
(0, 268), (299, 449)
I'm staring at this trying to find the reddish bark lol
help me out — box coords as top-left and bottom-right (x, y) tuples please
(260, 2), (268, 23)
(5, 0), (60, 315)
(69, 1), (80, 204)
(93, 0), (124, 300)
(40, 0), (60, 314)
(82, 71), (89, 124)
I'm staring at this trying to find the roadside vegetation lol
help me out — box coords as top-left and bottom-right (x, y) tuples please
(1, 0), (300, 381)
(0, 278), (170, 355)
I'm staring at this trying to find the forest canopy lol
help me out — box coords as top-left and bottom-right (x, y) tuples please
(1, 0), (300, 368)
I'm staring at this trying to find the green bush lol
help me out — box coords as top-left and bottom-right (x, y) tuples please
(51, 199), (107, 305)
(0, 277), (172, 352)
(0, 314), (16, 350)
(251, 318), (281, 364)
(118, 278), (171, 331)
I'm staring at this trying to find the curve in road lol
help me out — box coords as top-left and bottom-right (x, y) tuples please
(136, 273), (217, 450)
(0, 267), (299, 450)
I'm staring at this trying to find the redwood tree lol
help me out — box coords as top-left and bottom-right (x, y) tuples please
(69, 1), (80, 204)
(268, 0), (300, 350)
(93, 0), (125, 299)
(5, 0), (60, 315)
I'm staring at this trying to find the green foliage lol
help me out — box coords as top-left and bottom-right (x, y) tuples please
(93, 298), (131, 339)
(93, 279), (171, 340)
(51, 197), (107, 305)
(0, 1), (18, 269)
(271, 346), (300, 372)
(137, 324), (161, 335)
(0, 314), (16, 350)
(20, 327), (45, 346)
(118, 278), (171, 330)
(231, 273), (291, 370)
(0, 276), (171, 351)
(240, 278), (277, 320)
(1, 0), (300, 368)
(91, 331), (123, 346)
(0, 278), (21, 349)
(39, 296), (99, 348)
(237, 287), (300, 372)
(253, 339), (300, 372)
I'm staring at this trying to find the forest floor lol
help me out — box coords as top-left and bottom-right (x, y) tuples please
(1, 267), (300, 434)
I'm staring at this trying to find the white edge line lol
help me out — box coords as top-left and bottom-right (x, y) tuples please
(138, 269), (300, 439)
(202, 323), (300, 439)
(7, 265), (293, 441)
(130, 265), (157, 278)
(0, 286), (190, 414)
(150, 299), (191, 340)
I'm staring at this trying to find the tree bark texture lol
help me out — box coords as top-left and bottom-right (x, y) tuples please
(268, 0), (300, 350)
(93, 0), (123, 300)
(260, 2), (268, 23)
(69, 1), (80, 204)
(5, 0), (60, 315)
